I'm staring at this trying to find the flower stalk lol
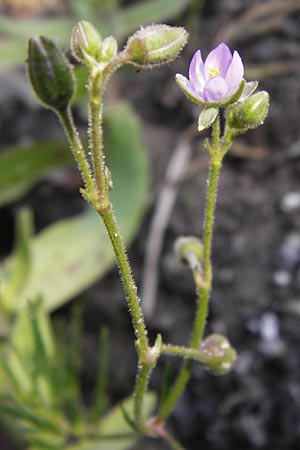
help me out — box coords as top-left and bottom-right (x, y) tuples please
(158, 117), (224, 423)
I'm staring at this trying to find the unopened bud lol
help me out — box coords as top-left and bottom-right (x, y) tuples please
(174, 236), (203, 266)
(226, 91), (269, 132)
(27, 36), (74, 112)
(199, 334), (237, 375)
(101, 36), (118, 61)
(70, 20), (102, 66)
(124, 24), (188, 68)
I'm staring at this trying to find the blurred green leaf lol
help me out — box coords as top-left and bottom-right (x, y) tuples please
(0, 140), (73, 208)
(116, 0), (190, 39)
(0, 400), (59, 431)
(4, 301), (58, 406)
(0, 17), (73, 68)
(0, 0), (191, 69)
(76, 393), (156, 450)
(92, 327), (110, 420)
(0, 102), (149, 312)
(0, 209), (33, 312)
(71, 0), (120, 22)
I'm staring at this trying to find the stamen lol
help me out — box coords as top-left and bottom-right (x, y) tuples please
(208, 67), (221, 78)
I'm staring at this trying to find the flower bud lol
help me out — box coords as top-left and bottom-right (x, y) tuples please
(199, 334), (237, 375)
(174, 236), (203, 266)
(70, 20), (102, 66)
(101, 36), (118, 61)
(124, 24), (188, 68)
(27, 36), (74, 112)
(226, 91), (269, 132)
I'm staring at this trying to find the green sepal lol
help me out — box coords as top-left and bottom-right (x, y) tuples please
(198, 106), (219, 132)
(239, 80), (258, 101)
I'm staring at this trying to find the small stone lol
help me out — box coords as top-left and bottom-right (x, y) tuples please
(272, 270), (291, 287)
(280, 191), (300, 213)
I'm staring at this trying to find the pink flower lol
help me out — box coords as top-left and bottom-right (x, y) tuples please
(176, 43), (244, 104)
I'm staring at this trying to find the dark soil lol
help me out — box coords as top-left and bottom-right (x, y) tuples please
(1, 1), (300, 449)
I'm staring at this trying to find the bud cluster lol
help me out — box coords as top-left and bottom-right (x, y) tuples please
(70, 21), (118, 68)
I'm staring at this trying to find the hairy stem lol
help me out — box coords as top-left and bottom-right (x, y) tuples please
(89, 73), (108, 207)
(99, 206), (149, 351)
(133, 364), (153, 429)
(59, 107), (95, 195)
(99, 206), (152, 428)
(158, 118), (222, 423)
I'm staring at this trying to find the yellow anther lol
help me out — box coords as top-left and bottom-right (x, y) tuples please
(208, 67), (221, 78)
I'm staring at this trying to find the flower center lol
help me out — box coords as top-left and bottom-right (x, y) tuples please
(208, 67), (221, 78)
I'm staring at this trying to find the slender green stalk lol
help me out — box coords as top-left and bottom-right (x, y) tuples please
(162, 344), (204, 360)
(86, 63), (154, 431)
(100, 206), (149, 352)
(164, 433), (186, 450)
(59, 107), (95, 195)
(89, 74), (107, 206)
(99, 206), (152, 429)
(133, 364), (153, 429)
(158, 118), (222, 423)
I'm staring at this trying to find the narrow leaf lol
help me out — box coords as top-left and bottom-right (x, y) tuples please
(92, 327), (110, 420)
(0, 401), (58, 431)
(0, 208), (33, 312)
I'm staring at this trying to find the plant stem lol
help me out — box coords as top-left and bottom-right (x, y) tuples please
(99, 206), (152, 428)
(164, 433), (186, 450)
(87, 64), (154, 430)
(162, 344), (204, 360)
(100, 206), (149, 352)
(59, 107), (95, 195)
(133, 364), (153, 430)
(158, 117), (222, 423)
(89, 73), (108, 207)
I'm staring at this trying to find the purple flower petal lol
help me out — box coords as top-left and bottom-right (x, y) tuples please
(225, 50), (244, 95)
(189, 50), (205, 92)
(175, 73), (206, 103)
(203, 76), (228, 102)
(204, 43), (232, 79)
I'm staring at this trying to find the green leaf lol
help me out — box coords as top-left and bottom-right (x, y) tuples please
(113, 0), (191, 40)
(0, 140), (73, 208)
(0, 102), (149, 312)
(100, 393), (155, 434)
(0, 17), (74, 68)
(0, 208), (33, 312)
(0, 401), (59, 431)
(75, 393), (156, 450)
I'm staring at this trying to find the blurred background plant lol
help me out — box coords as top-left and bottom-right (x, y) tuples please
(1, 0), (300, 449)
